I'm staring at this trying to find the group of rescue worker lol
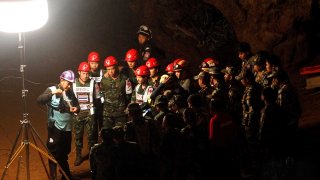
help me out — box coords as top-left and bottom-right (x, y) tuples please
(37, 25), (302, 180)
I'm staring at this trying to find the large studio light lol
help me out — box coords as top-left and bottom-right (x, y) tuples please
(0, 0), (48, 33)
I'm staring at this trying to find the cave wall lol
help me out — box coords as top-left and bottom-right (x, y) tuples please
(131, 0), (320, 72)
(130, 0), (320, 126)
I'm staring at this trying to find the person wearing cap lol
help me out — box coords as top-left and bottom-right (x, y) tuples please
(137, 25), (165, 62)
(72, 62), (98, 166)
(37, 70), (80, 180)
(222, 66), (244, 125)
(100, 56), (132, 129)
(194, 71), (213, 109)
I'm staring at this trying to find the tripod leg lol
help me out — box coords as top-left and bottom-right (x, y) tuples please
(29, 123), (70, 180)
(30, 131), (50, 179)
(1, 125), (23, 180)
(23, 123), (30, 180)
(16, 156), (22, 180)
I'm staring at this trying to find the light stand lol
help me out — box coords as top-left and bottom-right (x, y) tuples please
(0, 0), (69, 179)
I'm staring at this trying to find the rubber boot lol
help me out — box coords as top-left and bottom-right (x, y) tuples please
(74, 148), (82, 166)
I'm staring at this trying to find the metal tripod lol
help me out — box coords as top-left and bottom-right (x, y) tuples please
(0, 33), (69, 180)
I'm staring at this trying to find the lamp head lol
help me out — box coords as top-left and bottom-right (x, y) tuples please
(0, 0), (48, 33)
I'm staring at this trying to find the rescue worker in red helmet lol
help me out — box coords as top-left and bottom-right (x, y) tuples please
(37, 70), (80, 180)
(131, 65), (154, 106)
(100, 56), (132, 129)
(173, 59), (194, 93)
(199, 57), (219, 72)
(137, 25), (165, 62)
(87, 51), (104, 142)
(72, 62), (98, 166)
(88, 51), (103, 82)
(165, 62), (175, 76)
(121, 48), (139, 88)
(146, 57), (160, 88)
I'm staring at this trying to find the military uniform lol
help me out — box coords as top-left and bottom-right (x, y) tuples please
(73, 78), (97, 150)
(255, 70), (269, 87)
(242, 83), (262, 142)
(89, 69), (104, 130)
(100, 73), (132, 128)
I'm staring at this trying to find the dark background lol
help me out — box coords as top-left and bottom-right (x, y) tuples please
(0, 0), (319, 179)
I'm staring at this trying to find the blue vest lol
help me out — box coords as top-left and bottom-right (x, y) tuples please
(48, 86), (73, 131)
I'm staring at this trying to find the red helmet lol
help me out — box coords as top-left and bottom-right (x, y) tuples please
(135, 65), (150, 76)
(104, 56), (118, 67)
(88, 51), (100, 62)
(78, 62), (90, 72)
(125, 49), (138, 62)
(203, 57), (219, 67)
(165, 63), (174, 73)
(173, 59), (188, 71)
(146, 58), (159, 69)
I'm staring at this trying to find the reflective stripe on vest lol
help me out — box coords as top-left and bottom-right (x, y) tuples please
(135, 84), (153, 105)
(73, 79), (95, 114)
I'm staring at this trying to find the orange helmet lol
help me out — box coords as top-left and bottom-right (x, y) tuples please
(173, 59), (188, 71)
(165, 63), (175, 73)
(125, 49), (138, 62)
(88, 51), (100, 62)
(78, 62), (90, 72)
(104, 56), (118, 67)
(135, 65), (150, 76)
(146, 58), (159, 69)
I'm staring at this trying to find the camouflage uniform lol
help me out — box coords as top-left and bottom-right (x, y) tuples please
(242, 83), (262, 142)
(100, 73), (131, 129)
(73, 78), (97, 150)
(255, 70), (269, 87)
